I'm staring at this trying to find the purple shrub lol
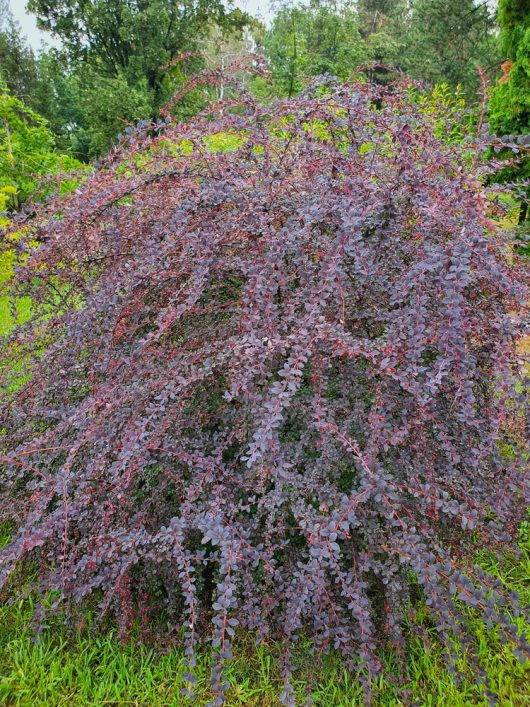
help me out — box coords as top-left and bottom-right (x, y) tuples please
(0, 78), (528, 703)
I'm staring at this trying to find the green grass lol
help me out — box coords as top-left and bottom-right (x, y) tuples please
(0, 532), (528, 706)
(0, 250), (32, 336)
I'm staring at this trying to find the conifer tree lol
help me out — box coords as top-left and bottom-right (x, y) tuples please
(490, 0), (530, 224)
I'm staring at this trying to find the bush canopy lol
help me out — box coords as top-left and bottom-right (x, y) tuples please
(0, 78), (528, 704)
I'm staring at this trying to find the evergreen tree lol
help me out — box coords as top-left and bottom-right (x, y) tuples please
(0, 7), (80, 155)
(489, 0), (530, 224)
(265, 1), (366, 96)
(402, 0), (499, 99)
(0, 10), (43, 111)
(356, 0), (409, 83)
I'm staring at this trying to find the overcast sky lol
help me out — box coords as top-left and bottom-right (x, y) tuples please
(8, 0), (277, 49)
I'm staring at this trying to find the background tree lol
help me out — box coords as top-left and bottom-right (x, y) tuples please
(0, 0), (8, 24)
(202, 18), (265, 102)
(264, 3), (308, 97)
(0, 6), (46, 114)
(0, 6), (85, 158)
(357, 0), (409, 82)
(0, 84), (82, 209)
(265, 1), (366, 96)
(301, 0), (365, 78)
(0, 83), (84, 333)
(27, 0), (252, 156)
(402, 0), (499, 99)
(489, 0), (530, 224)
(265, 0), (499, 96)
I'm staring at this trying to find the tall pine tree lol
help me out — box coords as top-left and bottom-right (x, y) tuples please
(403, 0), (498, 98)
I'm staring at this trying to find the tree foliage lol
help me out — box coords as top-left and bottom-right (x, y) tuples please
(0, 5), (85, 158)
(357, 0), (409, 80)
(27, 0), (252, 156)
(0, 86), (82, 210)
(402, 0), (499, 99)
(0, 4), (56, 122)
(1, 0), (505, 158)
(0, 77), (528, 704)
(265, 0), (499, 99)
(28, 0), (247, 82)
(489, 0), (530, 224)
(497, 0), (530, 58)
(265, 1), (366, 96)
(0, 16), (40, 105)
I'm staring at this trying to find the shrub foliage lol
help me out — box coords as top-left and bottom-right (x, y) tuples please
(0, 78), (528, 703)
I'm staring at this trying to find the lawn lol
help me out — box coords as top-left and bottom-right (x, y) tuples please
(0, 250), (32, 336)
(0, 524), (528, 706)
